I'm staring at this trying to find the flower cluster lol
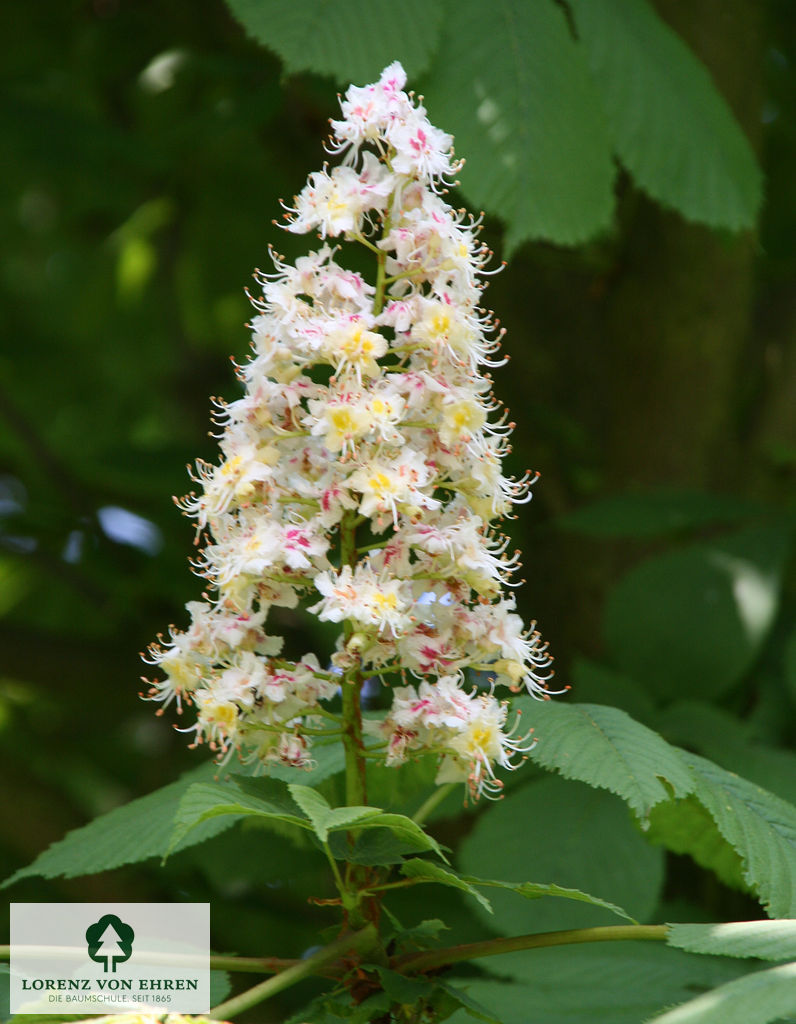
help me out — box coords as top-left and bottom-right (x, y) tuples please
(142, 62), (553, 798)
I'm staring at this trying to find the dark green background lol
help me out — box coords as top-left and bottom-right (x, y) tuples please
(1, 2), (795, 1021)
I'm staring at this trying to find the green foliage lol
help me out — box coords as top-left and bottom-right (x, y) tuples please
(682, 752), (796, 919)
(287, 784), (379, 843)
(441, 944), (755, 1024)
(522, 700), (694, 819)
(222, 0), (762, 248)
(427, 0), (615, 251)
(168, 774), (448, 864)
(567, 0), (763, 229)
(644, 961), (796, 1024)
(2, 3), (794, 1021)
(400, 858), (494, 914)
(656, 701), (796, 806)
(604, 525), (791, 700)
(458, 776), (664, 934)
(1, 763), (227, 885)
(166, 777), (314, 856)
(558, 489), (762, 540)
(667, 920), (796, 961)
(225, 0), (445, 82)
(433, 981), (504, 1024)
(210, 969), (232, 1006)
(647, 797), (748, 894)
(399, 858), (633, 921)
(785, 631), (796, 707)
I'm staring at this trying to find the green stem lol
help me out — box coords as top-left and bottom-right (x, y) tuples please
(339, 511), (367, 811)
(354, 233), (381, 255)
(208, 926), (376, 1019)
(373, 216), (390, 317)
(392, 925), (668, 975)
(0, 945), (306, 977)
(323, 839), (349, 901)
(357, 539), (390, 554)
(208, 953), (299, 975)
(412, 783), (457, 825)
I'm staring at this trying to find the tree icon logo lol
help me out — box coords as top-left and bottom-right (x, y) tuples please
(85, 914), (135, 973)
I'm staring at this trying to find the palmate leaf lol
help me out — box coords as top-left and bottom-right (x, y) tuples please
(557, 489), (761, 540)
(433, 980), (504, 1024)
(2, 744), (345, 886)
(288, 783), (380, 843)
(224, 0), (762, 250)
(644, 961), (796, 1024)
(604, 526), (791, 700)
(427, 0), (615, 250)
(683, 753), (796, 919)
(224, 0), (445, 82)
(568, 0), (762, 231)
(441, 944), (753, 1024)
(646, 796), (748, 895)
(400, 858), (494, 913)
(399, 858), (634, 921)
(667, 920), (796, 962)
(165, 777), (312, 856)
(1, 763), (225, 886)
(352, 813), (448, 862)
(521, 700), (694, 820)
(461, 875), (635, 924)
(459, 776), (664, 935)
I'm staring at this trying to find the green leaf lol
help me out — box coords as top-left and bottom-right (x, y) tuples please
(328, 826), (434, 866)
(223, 0), (445, 82)
(426, 0), (615, 249)
(568, 0), (763, 230)
(355, 812), (448, 863)
(373, 966), (433, 1004)
(400, 858), (494, 914)
(391, 918), (449, 952)
(523, 700), (694, 820)
(1, 965), (10, 1024)
(434, 979), (505, 1024)
(166, 778), (311, 857)
(667, 921), (796, 962)
(209, 969), (232, 1007)
(604, 526), (791, 700)
(400, 847), (635, 922)
(644, 961), (796, 1024)
(441, 944), (752, 1024)
(289, 784), (379, 843)
(657, 701), (796, 806)
(461, 875), (635, 924)
(459, 776), (664, 934)
(647, 796), (748, 894)
(684, 752), (796, 918)
(558, 489), (760, 539)
(1, 763), (228, 886)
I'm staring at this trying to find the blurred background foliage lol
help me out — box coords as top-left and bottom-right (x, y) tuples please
(1, 0), (795, 1021)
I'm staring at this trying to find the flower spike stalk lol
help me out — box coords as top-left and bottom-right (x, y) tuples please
(142, 61), (554, 801)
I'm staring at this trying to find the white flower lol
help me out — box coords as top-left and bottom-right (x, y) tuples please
(388, 109), (457, 184)
(312, 564), (411, 636)
(348, 448), (439, 526)
(285, 154), (393, 238)
(146, 60), (553, 795)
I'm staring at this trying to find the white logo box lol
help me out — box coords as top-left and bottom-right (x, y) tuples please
(10, 903), (210, 1014)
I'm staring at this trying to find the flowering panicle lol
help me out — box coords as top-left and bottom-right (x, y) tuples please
(142, 61), (554, 799)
